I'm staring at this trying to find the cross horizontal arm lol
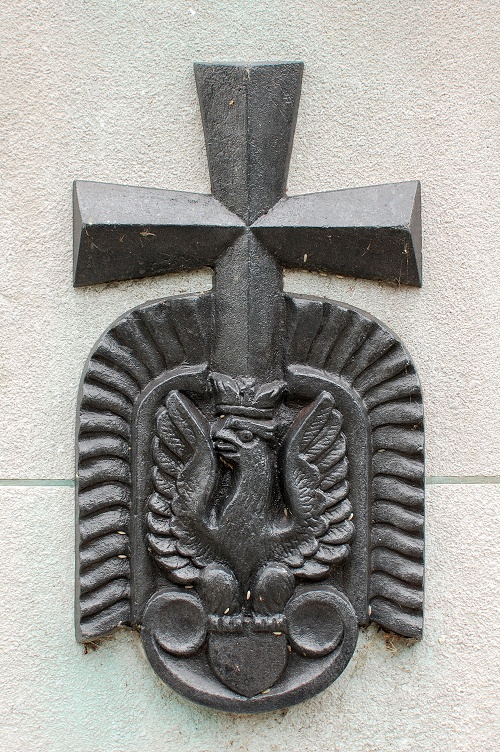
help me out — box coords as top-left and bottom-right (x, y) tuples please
(252, 181), (422, 287)
(73, 180), (245, 286)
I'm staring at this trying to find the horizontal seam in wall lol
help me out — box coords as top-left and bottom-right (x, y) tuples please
(0, 479), (75, 487)
(425, 476), (500, 485)
(0, 476), (499, 487)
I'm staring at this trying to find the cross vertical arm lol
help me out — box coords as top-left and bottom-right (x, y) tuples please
(194, 62), (304, 379)
(194, 62), (303, 225)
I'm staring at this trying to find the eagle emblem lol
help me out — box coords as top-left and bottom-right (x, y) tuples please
(143, 379), (356, 696)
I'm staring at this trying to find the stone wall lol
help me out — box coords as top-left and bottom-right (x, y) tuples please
(1, 2), (498, 750)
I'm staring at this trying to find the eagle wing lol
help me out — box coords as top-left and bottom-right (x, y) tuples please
(277, 391), (354, 579)
(146, 390), (217, 585)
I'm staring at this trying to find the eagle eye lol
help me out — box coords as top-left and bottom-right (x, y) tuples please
(237, 429), (253, 443)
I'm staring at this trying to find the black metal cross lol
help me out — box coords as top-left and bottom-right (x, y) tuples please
(74, 62), (421, 381)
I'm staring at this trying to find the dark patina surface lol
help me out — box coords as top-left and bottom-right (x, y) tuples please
(75, 63), (424, 712)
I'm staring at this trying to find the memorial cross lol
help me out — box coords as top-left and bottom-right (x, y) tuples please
(74, 62), (421, 382)
(75, 62), (424, 712)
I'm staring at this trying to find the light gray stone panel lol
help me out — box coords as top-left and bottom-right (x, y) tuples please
(0, 484), (498, 751)
(1, 2), (498, 479)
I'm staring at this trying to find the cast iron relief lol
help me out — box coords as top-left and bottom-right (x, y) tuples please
(74, 63), (425, 712)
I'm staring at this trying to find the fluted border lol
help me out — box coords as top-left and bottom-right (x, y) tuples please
(76, 291), (424, 640)
(285, 295), (424, 638)
(76, 293), (211, 641)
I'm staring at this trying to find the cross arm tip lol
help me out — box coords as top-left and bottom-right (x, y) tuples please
(253, 180), (422, 287)
(72, 180), (244, 287)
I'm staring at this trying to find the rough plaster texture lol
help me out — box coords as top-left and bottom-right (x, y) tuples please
(0, 1), (499, 750)
(0, 0), (499, 479)
(0, 484), (498, 752)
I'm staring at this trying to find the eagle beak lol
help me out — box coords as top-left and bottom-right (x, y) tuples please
(212, 429), (240, 460)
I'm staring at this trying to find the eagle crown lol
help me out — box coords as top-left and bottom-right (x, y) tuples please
(210, 372), (286, 464)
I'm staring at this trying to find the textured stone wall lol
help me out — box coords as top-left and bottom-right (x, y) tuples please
(0, 2), (498, 750)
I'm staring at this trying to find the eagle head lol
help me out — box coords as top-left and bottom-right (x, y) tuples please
(211, 415), (276, 465)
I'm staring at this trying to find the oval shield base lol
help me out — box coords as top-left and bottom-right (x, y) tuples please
(140, 585), (358, 712)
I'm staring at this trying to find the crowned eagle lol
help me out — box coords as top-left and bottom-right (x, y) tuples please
(146, 376), (353, 617)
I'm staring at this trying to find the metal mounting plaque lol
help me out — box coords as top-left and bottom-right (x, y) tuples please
(75, 62), (424, 713)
